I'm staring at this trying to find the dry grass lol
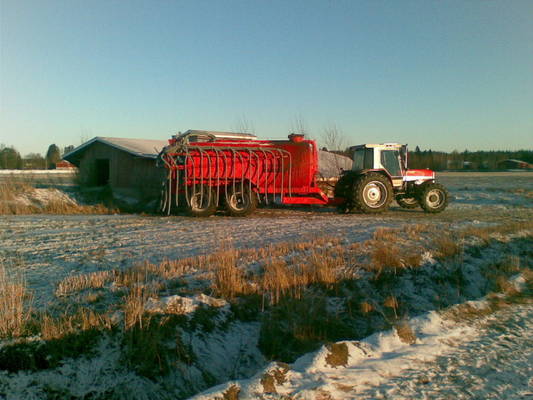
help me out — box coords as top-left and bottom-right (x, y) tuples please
(325, 342), (349, 367)
(395, 320), (417, 345)
(434, 236), (462, 259)
(0, 264), (33, 338)
(370, 242), (403, 275)
(0, 180), (111, 215)
(56, 270), (115, 296)
(40, 308), (113, 340)
(373, 227), (399, 242)
(211, 249), (250, 299)
(462, 221), (533, 242)
(124, 285), (154, 330)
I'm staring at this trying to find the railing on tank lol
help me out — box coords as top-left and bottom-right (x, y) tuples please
(157, 131), (293, 215)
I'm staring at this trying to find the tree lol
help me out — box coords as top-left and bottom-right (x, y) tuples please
(63, 145), (75, 155)
(0, 145), (22, 169)
(24, 153), (46, 169)
(45, 144), (61, 169)
(321, 123), (349, 172)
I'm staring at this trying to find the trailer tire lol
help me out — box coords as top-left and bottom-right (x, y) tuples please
(396, 195), (419, 209)
(351, 173), (393, 213)
(187, 185), (217, 217)
(225, 185), (257, 217)
(418, 183), (449, 213)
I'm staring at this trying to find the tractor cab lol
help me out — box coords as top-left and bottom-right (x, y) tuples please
(349, 143), (406, 180)
(335, 143), (449, 214)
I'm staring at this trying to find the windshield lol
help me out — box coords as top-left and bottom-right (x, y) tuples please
(352, 148), (373, 170)
(381, 150), (402, 176)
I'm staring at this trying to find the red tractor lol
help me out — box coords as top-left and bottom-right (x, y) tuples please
(158, 132), (448, 216)
(334, 143), (449, 213)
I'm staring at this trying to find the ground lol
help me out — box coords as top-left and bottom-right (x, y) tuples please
(0, 172), (532, 399)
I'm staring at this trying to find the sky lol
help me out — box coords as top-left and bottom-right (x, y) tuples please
(1, 0), (532, 156)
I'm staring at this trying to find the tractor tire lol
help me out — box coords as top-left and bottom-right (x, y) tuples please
(418, 183), (449, 213)
(224, 184), (257, 217)
(396, 195), (419, 209)
(351, 173), (393, 213)
(186, 185), (217, 217)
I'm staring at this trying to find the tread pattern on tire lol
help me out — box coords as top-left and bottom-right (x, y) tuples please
(418, 182), (449, 213)
(351, 172), (393, 214)
(187, 185), (217, 217)
(224, 185), (257, 217)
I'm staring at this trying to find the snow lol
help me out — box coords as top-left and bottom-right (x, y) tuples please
(191, 280), (531, 400)
(1, 172), (532, 399)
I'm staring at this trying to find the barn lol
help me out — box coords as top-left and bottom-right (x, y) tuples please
(63, 137), (168, 201)
(497, 159), (532, 170)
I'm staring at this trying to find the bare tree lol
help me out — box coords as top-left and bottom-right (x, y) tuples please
(322, 123), (346, 153)
(321, 123), (350, 173)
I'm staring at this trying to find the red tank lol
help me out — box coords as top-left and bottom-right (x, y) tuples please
(159, 131), (331, 216)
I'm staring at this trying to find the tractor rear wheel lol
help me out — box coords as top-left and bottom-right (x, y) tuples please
(418, 183), (449, 213)
(225, 185), (257, 217)
(352, 173), (393, 213)
(396, 195), (419, 209)
(187, 185), (217, 217)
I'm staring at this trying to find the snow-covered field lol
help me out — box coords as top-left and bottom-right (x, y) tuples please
(0, 172), (532, 399)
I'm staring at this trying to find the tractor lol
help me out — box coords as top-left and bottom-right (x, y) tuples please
(334, 143), (449, 213)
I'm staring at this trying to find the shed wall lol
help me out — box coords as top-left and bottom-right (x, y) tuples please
(78, 142), (165, 199)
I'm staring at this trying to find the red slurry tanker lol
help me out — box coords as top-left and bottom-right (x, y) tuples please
(158, 131), (448, 217)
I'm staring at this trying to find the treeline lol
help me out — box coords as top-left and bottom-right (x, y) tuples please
(408, 147), (533, 171)
(0, 144), (74, 169)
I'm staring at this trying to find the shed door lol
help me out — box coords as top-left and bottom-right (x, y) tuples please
(95, 159), (110, 185)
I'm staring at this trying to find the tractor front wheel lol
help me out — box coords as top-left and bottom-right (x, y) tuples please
(225, 185), (257, 217)
(418, 183), (449, 213)
(352, 173), (393, 213)
(187, 185), (217, 217)
(396, 195), (419, 209)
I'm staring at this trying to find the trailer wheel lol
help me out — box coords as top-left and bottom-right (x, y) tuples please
(418, 183), (449, 213)
(396, 195), (419, 209)
(351, 173), (393, 213)
(187, 185), (217, 217)
(225, 185), (257, 217)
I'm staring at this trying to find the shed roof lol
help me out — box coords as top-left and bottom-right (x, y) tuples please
(63, 137), (169, 165)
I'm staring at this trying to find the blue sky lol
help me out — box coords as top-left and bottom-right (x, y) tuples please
(1, 0), (532, 155)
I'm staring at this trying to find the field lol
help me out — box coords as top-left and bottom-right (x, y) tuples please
(0, 172), (532, 399)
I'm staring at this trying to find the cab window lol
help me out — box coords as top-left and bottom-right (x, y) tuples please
(381, 150), (402, 176)
(352, 148), (373, 170)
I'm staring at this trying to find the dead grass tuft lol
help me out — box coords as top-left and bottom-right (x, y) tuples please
(370, 242), (403, 275)
(220, 384), (241, 400)
(434, 236), (462, 259)
(325, 342), (349, 367)
(360, 301), (374, 314)
(56, 270), (115, 296)
(0, 264), (33, 338)
(373, 227), (398, 242)
(40, 308), (113, 340)
(395, 320), (416, 345)
(211, 249), (250, 299)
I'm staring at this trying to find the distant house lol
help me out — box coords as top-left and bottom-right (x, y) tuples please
(55, 160), (76, 169)
(63, 137), (168, 200)
(497, 159), (532, 170)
